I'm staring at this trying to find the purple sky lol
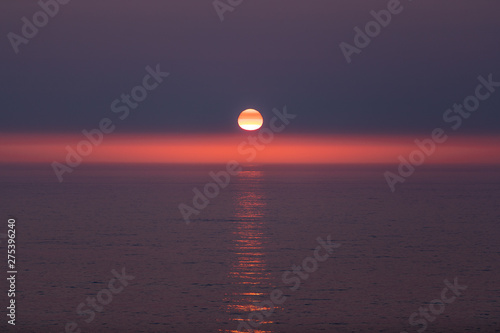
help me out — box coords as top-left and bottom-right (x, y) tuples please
(1, 0), (499, 134)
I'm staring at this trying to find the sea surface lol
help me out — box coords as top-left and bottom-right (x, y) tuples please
(0, 164), (499, 332)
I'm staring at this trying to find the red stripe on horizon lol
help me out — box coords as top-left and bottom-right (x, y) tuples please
(0, 134), (499, 165)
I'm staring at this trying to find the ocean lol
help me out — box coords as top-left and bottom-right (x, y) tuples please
(0, 164), (499, 332)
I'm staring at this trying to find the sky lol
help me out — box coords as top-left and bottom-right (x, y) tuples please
(1, 0), (499, 164)
(2, 133), (500, 165)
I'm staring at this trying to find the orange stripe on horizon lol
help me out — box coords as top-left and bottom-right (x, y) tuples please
(0, 133), (499, 165)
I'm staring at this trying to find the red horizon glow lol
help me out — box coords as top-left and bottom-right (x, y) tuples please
(0, 133), (499, 165)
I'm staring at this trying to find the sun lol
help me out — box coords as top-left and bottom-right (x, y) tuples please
(238, 109), (263, 131)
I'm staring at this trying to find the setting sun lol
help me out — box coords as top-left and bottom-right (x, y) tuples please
(238, 109), (263, 131)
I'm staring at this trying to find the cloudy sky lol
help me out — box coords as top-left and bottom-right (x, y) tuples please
(1, 0), (499, 135)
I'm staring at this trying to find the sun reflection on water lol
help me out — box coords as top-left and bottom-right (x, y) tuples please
(219, 171), (277, 333)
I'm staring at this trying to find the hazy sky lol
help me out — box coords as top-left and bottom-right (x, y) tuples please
(1, 0), (500, 134)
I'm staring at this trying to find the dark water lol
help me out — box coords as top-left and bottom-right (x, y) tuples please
(0, 164), (499, 332)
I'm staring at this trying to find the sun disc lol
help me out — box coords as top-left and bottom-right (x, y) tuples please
(238, 109), (263, 131)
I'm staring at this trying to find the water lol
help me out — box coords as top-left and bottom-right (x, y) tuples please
(0, 164), (499, 332)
